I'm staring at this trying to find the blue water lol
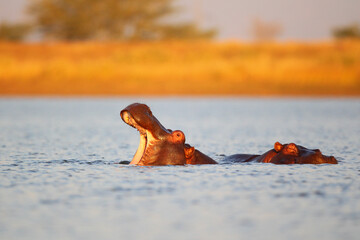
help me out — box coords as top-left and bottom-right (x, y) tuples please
(1, 98), (360, 240)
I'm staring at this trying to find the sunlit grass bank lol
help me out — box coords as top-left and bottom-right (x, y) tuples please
(0, 41), (359, 96)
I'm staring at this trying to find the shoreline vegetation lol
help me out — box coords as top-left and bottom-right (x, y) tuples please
(0, 41), (359, 96)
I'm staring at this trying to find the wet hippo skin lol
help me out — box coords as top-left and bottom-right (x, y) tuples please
(120, 103), (217, 165)
(225, 142), (338, 164)
(120, 103), (337, 165)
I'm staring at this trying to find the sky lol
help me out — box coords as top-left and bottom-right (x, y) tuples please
(0, 0), (359, 40)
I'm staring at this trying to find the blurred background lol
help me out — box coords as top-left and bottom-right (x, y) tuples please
(0, 0), (359, 96)
(1, 3), (360, 239)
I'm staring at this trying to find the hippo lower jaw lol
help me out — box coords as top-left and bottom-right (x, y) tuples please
(122, 111), (157, 165)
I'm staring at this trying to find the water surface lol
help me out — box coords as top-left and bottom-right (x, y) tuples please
(0, 98), (359, 240)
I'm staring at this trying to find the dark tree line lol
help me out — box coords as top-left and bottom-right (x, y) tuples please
(332, 23), (360, 39)
(0, 0), (216, 41)
(0, 22), (32, 41)
(2, 1), (360, 42)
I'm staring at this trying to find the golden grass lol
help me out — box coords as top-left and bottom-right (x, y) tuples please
(0, 40), (359, 96)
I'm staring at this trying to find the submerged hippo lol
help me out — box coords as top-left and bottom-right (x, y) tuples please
(225, 142), (337, 164)
(120, 103), (337, 165)
(120, 103), (217, 165)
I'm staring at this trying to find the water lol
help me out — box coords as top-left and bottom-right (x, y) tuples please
(0, 97), (359, 240)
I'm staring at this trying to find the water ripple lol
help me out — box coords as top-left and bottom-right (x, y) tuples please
(0, 98), (359, 240)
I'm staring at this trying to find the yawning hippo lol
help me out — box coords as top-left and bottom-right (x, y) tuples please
(225, 142), (338, 164)
(120, 103), (217, 165)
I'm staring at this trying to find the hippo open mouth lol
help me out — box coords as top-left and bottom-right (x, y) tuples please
(120, 103), (217, 165)
(121, 110), (151, 165)
(120, 103), (190, 165)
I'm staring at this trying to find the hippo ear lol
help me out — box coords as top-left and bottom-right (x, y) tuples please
(274, 142), (283, 152)
(184, 146), (195, 158)
(171, 130), (186, 144)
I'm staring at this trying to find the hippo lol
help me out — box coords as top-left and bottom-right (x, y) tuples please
(225, 142), (338, 164)
(120, 103), (217, 165)
(120, 103), (337, 165)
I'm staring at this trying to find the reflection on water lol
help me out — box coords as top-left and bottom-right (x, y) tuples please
(0, 98), (360, 240)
